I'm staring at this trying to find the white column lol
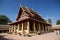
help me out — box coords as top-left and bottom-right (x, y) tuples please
(38, 23), (40, 31)
(34, 21), (36, 33)
(45, 25), (47, 32)
(10, 25), (12, 32)
(42, 24), (44, 33)
(46, 26), (48, 32)
(18, 24), (20, 31)
(14, 25), (16, 32)
(11, 25), (13, 32)
(45, 25), (46, 32)
(9, 26), (11, 32)
(22, 22), (23, 35)
(27, 21), (29, 34)
(47, 26), (49, 32)
(49, 26), (51, 32)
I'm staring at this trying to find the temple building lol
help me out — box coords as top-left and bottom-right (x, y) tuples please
(52, 25), (60, 32)
(9, 5), (51, 35)
(0, 25), (9, 33)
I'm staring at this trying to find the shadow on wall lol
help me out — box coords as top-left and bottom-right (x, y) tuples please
(0, 35), (14, 40)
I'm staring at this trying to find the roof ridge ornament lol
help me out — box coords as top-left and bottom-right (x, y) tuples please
(25, 7), (35, 16)
(20, 4), (25, 11)
(25, 6), (30, 13)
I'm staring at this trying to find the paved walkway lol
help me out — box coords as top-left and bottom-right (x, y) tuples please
(0, 32), (60, 40)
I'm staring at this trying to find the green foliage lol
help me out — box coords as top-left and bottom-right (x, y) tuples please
(0, 15), (12, 25)
(44, 19), (47, 23)
(48, 19), (52, 24)
(56, 20), (60, 25)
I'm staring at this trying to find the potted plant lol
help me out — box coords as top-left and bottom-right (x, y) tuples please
(8, 32), (12, 34)
(37, 30), (41, 35)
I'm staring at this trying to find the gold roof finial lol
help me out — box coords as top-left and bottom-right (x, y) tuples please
(20, 4), (23, 8)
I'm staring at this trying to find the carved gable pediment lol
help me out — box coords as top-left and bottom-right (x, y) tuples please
(16, 5), (29, 21)
(16, 11), (29, 21)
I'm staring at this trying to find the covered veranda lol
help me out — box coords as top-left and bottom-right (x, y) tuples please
(9, 18), (51, 35)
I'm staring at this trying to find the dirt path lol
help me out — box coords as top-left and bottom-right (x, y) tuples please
(0, 32), (60, 40)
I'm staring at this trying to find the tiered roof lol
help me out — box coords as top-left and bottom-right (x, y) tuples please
(9, 5), (51, 26)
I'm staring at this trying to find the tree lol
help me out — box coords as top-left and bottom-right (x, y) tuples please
(44, 19), (47, 23)
(0, 15), (12, 25)
(48, 19), (52, 24)
(56, 20), (60, 25)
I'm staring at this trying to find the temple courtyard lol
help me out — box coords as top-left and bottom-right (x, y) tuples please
(0, 32), (60, 40)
